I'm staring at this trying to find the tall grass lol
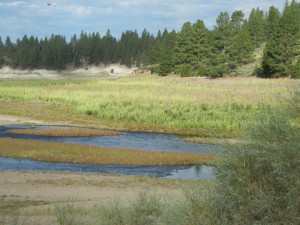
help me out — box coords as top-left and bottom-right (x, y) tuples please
(1, 75), (297, 137)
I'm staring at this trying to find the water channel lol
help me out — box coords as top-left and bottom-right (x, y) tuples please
(0, 125), (217, 179)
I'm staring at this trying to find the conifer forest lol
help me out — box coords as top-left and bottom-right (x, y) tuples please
(0, 0), (299, 78)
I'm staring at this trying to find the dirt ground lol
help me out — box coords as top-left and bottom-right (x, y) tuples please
(0, 114), (44, 126)
(0, 170), (184, 214)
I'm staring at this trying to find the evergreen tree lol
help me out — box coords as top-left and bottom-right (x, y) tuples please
(189, 20), (210, 76)
(174, 22), (193, 75)
(158, 29), (176, 76)
(265, 6), (281, 39)
(229, 26), (255, 65)
(247, 8), (265, 46)
(261, 0), (300, 77)
(4, 36), (15, 67)
(211, 12), (232, 76)
(0, 37), (4, 67)
(228, 10), (255, 67)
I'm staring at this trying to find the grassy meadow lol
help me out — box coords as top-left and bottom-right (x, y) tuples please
(0, 75), (298, 139)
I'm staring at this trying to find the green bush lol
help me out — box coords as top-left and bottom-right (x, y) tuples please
(209, 88), (300, 224)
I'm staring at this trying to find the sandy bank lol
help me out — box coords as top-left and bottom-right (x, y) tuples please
(0, 114), (44, 126)
(0, 64), (137, 80)
(0, 170), (184, 214)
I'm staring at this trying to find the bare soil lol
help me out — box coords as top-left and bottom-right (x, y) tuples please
(0, 171), (185, 214)
(0, 114), (44, 125)
(0, 64), (137, 80)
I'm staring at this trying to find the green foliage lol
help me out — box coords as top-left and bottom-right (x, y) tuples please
(265, 5), (281, 39)
(2, 1), (297, 78)
(209, 88), (300, 224)
(293, 58), (300, 79)
(55, 201), (83, 225)
(261, 0), (300, 77)
(247, 7), (265, 47)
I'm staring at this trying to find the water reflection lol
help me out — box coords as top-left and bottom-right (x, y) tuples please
(0, 125), (217, 154)
(0, 157), (215, 179)
(166, 165), (215, 180)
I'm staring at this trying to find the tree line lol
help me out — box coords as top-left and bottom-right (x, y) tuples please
(0, 0), (299, 78)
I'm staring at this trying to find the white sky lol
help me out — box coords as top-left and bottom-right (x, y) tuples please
(0, 0), (286, 41)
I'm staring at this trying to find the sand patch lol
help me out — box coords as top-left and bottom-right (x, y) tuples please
(0, 64), (137, 80)
(0, 114), (44, 125)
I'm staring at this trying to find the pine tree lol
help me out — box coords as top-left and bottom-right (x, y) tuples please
(261, 0), (300, 77)
(4, 36), (15, 67)
(211, 12), (232, 76)
(174, 22), (193, 75)
(158, 29), (176, 76)
(0, 37), (4, 67)
(247, 8), (265, 47)
(229, 26), (255, 64)
(227, 10), (255, 68)
(189, 20), (210, 76)
(265, 6), (281, 39)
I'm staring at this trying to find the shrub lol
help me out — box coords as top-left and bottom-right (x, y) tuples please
(209, 88), (300, 224)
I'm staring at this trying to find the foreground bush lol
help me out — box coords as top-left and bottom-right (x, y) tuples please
(208, 89), (300, 225)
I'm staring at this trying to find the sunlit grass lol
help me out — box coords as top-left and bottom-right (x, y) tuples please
(0, 138), (215, 166)
(0, 75), (298, 137)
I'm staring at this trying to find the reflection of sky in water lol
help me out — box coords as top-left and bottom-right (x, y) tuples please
(0, 157), (214, 179)
(0, 125), (217, 179)
(166, 165), (215, 180)
(0, 125), (217, 154)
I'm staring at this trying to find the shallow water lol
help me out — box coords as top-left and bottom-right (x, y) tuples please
(0, 125), (217, 179)
(0, 125), (217, 154)
(0, 157), (215, 179)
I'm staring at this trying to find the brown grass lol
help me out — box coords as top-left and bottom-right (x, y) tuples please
(6, 128), (120, 137)
(0, 138), (215, 166)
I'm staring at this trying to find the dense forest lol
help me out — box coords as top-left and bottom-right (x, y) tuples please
(0, 0), (299, 78)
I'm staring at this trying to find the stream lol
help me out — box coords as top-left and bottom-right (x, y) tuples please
(0, 125), (216, 179)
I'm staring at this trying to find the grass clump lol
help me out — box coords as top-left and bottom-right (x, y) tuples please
(0, 138), (214, 166)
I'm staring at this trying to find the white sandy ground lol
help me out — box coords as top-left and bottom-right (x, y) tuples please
(0, 114), (44, 125)
(0, 64), (137, 80)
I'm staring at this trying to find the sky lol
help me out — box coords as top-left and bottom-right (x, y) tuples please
(0, 0), (286, 42)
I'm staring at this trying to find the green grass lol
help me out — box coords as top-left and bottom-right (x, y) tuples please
(1, 75), (297, 138)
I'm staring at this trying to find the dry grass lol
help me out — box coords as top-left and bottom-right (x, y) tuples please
(6, 128), (120, 137)
(0, 138), (215, 166)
